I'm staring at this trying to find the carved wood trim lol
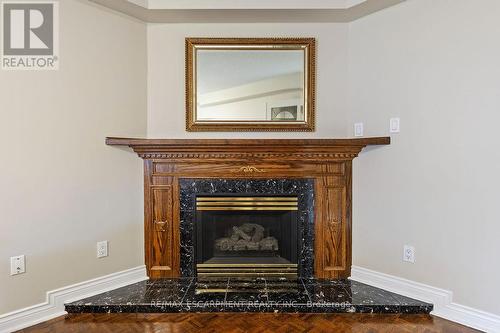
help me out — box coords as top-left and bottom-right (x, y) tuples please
(149, 185), (174, 278)
(154, 220), (169, 232)
(138, 152), (360, 160)
(231, 166), (267, 173)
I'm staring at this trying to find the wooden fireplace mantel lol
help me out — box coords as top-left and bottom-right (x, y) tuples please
(106, 137), (390, 158)
(106, 137), (390, 146)
(106, 137), (390, 279)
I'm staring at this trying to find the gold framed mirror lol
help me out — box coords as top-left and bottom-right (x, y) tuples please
(186, 38), (315, 132)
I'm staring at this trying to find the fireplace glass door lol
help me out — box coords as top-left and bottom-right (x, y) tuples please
(195, 196), (299, 277)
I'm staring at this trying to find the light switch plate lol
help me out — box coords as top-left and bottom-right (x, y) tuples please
(354, 123), (364, 137)
(10, 255), (25, 275)
(390, 118), (400, 133)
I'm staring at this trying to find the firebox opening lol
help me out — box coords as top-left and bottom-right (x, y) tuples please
(195, 195), (299, 277)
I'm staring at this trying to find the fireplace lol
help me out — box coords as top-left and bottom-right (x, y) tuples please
(106, 137), (391, 278)
(195, 195), (299, 277)
(179, 179), (315, 278)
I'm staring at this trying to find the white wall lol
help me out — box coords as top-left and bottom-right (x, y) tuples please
(349, 0), (500, 315)
(147, 23), (350, 137)
(0, 0), (147, 314)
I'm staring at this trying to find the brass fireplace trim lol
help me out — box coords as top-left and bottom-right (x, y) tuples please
(197, 207), (298, 211)
(197, 273), (297, 277)
(195, 289), (228, 294)
(197, 263), (297, 268)
(196, 197), (298, 201)
(198, 268), (297, 271)
(196, 263), (298, 277)
(197, 202), (297, 206)
(196, 196), (298, 211)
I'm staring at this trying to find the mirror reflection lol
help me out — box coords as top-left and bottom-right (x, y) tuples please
(196, 49), (305, 122)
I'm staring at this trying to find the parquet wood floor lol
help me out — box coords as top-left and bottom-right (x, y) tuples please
(16, 313), (481, 333)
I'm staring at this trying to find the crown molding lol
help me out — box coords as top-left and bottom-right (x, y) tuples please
(133, 0), (367, 10)
(88, 0), (405, 23)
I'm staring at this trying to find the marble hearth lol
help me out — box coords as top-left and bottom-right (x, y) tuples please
(65, 278), (433, 314)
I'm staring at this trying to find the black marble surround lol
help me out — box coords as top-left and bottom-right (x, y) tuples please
(179, 178), (315, 277)
(65, 278), (433, 314)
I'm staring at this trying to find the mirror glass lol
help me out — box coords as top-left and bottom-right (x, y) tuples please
(196, 49), (305, 123)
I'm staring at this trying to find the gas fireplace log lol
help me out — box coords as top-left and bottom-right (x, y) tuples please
(214, 237), (235, 251)
(260, 237), (279, 251)
(214, 223), (279, 251)
(233, 239), (249, 251)
(239, 223), (265, 242)
(232, 226), (252, 241)
(214, 234), (279, 252)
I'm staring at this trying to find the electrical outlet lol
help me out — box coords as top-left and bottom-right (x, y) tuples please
(403, 245), (415, 263)
(354, 123), (364, 137)
(390, 117), (400, 133)
(10, 255), (26, 275)
(97, 241), (108, 258)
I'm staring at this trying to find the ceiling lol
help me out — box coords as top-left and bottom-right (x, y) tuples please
(129, 0), (367, 10)
(89, 0), (405, 23)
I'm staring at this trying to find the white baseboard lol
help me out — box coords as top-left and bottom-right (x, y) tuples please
(0, 265), (148, 333)
(351, 265), (500, 333)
